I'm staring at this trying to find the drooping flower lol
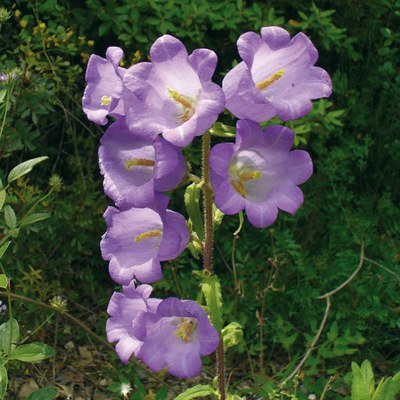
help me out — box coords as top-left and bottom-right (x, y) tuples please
(223, 26), (332, 122)
(106, 283), (161, 363)
(100, 196), (189, 284)
(210, 119), (313, 228)
(131, 298), (219, 378)
(122, 35), (225, 147)
(99, 119), (186, 209)
(82, 46), (126, 125)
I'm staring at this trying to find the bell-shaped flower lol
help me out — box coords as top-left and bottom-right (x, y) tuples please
(100, 196), (189, 284)
(123, 35), (225, 147)
(106, 283), (161, 363)
(99, 119), (186, 209)
(223, 26), (332, 122)
(83, 46), (126, 125)
(131, 298), (219, 378)
(210, 120), (313, 228)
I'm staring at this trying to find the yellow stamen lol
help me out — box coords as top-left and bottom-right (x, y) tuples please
(100, 95), (112, 106)
(167, 88), (195, 122)
(134, 230), (162, 243)
(175, 318), (196, 343)
(231, 180), (247, 197)
(256, 68), (286, 91)
(239, 170), (263, 181)
(125, 158), (155, 170)
(231, 170), (263, 198)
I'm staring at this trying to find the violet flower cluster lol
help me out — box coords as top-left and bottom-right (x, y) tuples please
(82, 27), (331, 379)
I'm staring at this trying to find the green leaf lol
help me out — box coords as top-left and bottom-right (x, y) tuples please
(185, 182), (204, 242)
(0, 241), (11, 261)
(4, 206), (17, 229)
(0, 319), (20, 355)
(200, 275), (223, 332)
(0, 190), (5, 210)
(27, 387), (58, 400)
(0, 275), (7, 289)
(0, 365), (7, 399)
(7, 156), (48, 184)
(174, 385), (217, 400)
(9, 343), (54, 362)
(351, 360), (375, 400)
(20, 213), (51, 227)
(221, 322), (243, 349)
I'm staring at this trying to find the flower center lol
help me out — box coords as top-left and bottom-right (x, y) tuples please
(175, 318), (197, 343)
(100, 95), (112, 106)
(125, 158), (156, 170)
(134, 230), (162, 243)
(230, 169), (263, 198)
(256, 68), (286, 91)
(167, 88), (195, 122)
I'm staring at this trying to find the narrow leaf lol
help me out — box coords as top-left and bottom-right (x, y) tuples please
(0, 242), (11, 261)
(174, 385), (217, 400)
(0, 319), (20, 355)
(20, 213), (50, 227)
(0, 365), (7, 399)
(7, 156), (48, 184)
(28, 387), (58, 400)
(0, 190), (5, 210)
(9, 342), (54, 362)
(200, 275), (223, 332)
(4, 205), (17, 229)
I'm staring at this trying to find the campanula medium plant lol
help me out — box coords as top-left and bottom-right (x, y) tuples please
(83, 27), (332, 398)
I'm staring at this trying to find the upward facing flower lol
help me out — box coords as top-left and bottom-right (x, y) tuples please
(223, 26), (332, 122)
(210, 120), (313, 228)
(123, 35), (225, 147)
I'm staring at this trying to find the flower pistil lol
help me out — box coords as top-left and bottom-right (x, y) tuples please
(167, 88), (195, 122)
(175, 318), (197, 343)
(134, 230), (162, 243)
(255, 68), (286, 91)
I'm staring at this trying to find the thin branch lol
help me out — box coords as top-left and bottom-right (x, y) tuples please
(280, 242), (365, 386)
(281, 296), (331, 386)
(318, 242), (365, 299)
(364, 256), (400, 279)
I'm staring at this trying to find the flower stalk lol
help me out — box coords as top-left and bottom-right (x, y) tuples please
(202, 130), (226, 399)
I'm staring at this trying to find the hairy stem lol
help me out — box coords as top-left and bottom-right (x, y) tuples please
(202, 131), (226, 399)
(202, 130), (213, 274)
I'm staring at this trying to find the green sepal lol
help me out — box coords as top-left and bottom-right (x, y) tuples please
(221, 322), (243, 350)
(174, 384), (218, 400)
(7, 156), (48, 184)
(209, 122), (236, 138)
(199, 274), (223, 333)
(9, 342), (54, 362)
(212, 205), (224, 226)
(184, 182), (204, 242)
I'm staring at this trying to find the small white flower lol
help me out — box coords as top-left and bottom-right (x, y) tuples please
(121, 382), (132, 396)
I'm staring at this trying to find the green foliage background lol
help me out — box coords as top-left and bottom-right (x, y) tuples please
(0, 0), (399, 397)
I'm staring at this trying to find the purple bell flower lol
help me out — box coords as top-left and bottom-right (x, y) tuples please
(210, 119), (313, 228)
(123, 34), (225, 147)
(223, 26), (332, 122)
(131, 298), (220, 378)
(100, 196), (189, 284)
(83, 47), (126, 125)
(99, 119), (186, 209)
(106, 283), (161, 363)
